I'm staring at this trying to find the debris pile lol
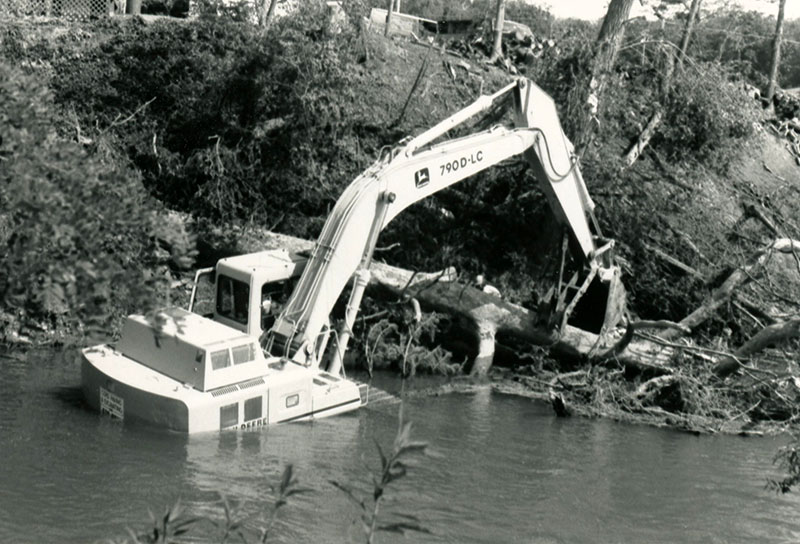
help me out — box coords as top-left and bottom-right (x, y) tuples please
(773, 88), (800, 119)
(498, 25), (558, 68)
(439, 21), (558, 70)
(768, 117), (800, 165)
(767, 90), (800, 165)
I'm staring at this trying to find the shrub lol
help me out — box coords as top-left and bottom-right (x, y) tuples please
(659, 62), (759, 171)
(0, 62), (191, 341)
(47, 15), (366, 232)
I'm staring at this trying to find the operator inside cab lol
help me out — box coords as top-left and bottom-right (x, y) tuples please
(261, 293), (272, 323)
(260, 280), (294, 332)
(261, 290), (276, 332)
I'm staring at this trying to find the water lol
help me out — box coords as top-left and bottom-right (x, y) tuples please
(1, 349), (799, 543)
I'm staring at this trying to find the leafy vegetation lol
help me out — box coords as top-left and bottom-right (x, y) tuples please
(121, 464), (306, 543)
(0, 0), (773, 342)
(769, 437), (800, 494)
(0, 60), (193, 343)
(360, 302), (464, 377)
(329, 413), (429, 542)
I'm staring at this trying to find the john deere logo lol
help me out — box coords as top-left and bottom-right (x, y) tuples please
(414, 168), (430, 188)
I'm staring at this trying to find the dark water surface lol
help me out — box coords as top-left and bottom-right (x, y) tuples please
(1, 350), (799, 543)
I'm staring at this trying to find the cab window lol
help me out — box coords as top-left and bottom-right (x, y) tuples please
(231, 343), (256, 365)
(217, 275), (250, 324)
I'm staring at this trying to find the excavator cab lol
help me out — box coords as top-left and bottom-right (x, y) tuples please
(187, 249), (307, 338)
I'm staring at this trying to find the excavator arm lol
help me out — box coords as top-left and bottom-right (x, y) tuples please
(265, 78), (624, 371)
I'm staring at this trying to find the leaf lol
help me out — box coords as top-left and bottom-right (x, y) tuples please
(374, 438), (388, 472)
(167, 497), (183, 522)
(279, 464), (294, 494)
(286, 486), (311, 497)
(385, 463), (407, 485)
(394, 420), (413, 450)
(173, 517), (200, 530)
(377, 521), (432, 535)
(398, 441), (428, 457)
(329, 480), (366, 511)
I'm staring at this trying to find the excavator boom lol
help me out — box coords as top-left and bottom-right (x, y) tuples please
(266, 78), (624, 369)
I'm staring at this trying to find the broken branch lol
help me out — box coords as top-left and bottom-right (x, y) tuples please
(714, 318), (800, 378)
(623, 109), (663, 168)
(663, 239), (800, 339)
(643, 241), (705, 281)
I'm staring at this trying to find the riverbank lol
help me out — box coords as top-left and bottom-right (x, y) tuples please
(405, 370), (793, 437)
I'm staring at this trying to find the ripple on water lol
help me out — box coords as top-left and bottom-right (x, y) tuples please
(1, 353), (799, 543)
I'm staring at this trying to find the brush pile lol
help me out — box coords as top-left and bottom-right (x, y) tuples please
(766, 89), (800, 165)
(442, 20), (558, 69)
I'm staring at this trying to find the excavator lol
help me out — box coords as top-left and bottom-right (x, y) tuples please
(81, 77), (625, 433)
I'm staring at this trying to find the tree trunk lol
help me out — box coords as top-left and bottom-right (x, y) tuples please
(384, 0), (395, 37)
(765, 0), (787, 103)
(490, 0), (506, 62)
(259, 0), (278, 28)
(580, 0), (635, 153)
(662, 238), (800, 340)
(677, 0), (703, 69)
(622, 110), (663, 167)
(593, 0), (635, 80)
(207, 226), (676, 376)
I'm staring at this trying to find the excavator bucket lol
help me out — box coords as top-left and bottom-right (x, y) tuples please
(555, 261), (626, 337)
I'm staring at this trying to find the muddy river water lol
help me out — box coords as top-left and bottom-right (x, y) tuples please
(1, 349), (799, 543)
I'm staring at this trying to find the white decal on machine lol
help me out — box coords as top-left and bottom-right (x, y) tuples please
(439, 150), (483, 176)
(100, 387), (124, 419)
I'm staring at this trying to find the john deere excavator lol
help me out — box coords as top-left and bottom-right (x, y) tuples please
(81, 77), (625, 433)
(265, 77), (625, 374)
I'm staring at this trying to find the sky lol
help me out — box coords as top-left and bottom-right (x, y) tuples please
(529, 0), (800, 22)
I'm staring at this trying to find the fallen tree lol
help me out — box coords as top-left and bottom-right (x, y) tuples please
(193, 223), (800, 427)
(210, 224), (679, 376)
(190, 219), (800, 381)
(662, 238), (800, 340)
(714, 318), (800, 378)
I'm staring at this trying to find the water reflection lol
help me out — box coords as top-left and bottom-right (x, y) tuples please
(1, 351), (800, 544)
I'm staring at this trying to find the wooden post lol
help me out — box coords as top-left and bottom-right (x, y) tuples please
(126, 0), (141, 14)
(259, 0), (278, 28)
(470, 322), (497, 376)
